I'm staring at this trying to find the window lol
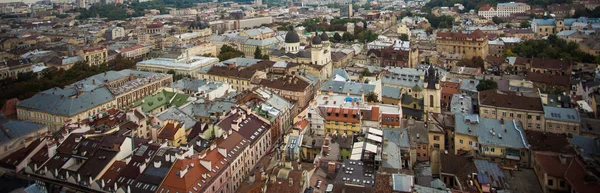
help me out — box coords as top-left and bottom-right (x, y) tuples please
(528, 123), (532, 128)
(536, 124), (541, 129)
(548, 123), (552, 128)
(469, 141), (473, 146)
(492, 111), (496, 115)
(434, 144), (440, 148)
(509, 113), (514, 118)
(491, 148), (495, 152)
(559, 180), (565, 187)
(484, 110), (488, 114)
(527, 115), (532, 119)
(536, 116), (540, 121)
(429, 95), (434, 107)
(517, 114), (522, 118)
(434, 136), (440, 141)
(557, 124), (561, 129)
(502, 112), (506, 117)
(459, 139), (464, 144)
(548, 179), (553, 186)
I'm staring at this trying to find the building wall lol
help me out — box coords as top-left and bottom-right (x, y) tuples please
(114, 76), (173, 108)
(17, 100), (117, 131)
(453, 134), (478, 154)
(436, 38), (488, 59)
(428, 132), (445, 150)
(479, 106), (545, 131)
(545, 120), (579, 135)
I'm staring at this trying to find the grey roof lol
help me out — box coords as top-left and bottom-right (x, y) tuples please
(220, 57), (262, 67)
(156, 107), (198, 131)
(382, 86), (402, 99)
(269, 49), (312, 59)
(455, 114), (529, 149)
(0, 116), (46, 144)
(319, 79), (377, 95)
(171, 79), (223, 93)
(244, 27), (274, 37)
(61, 56), (83, 65)
(179, 100), (236, 118)
(333, 68), (351, 80)
(543, 106), (580, 123)
(571, 136), (600, 159)
(245, 37), (280, 47)
(460, 79), (479, 93)
(382, 73), (423, 88)
(450, 94), (473, 115)
(473, 159), (507, 189)
(18, 87), (115, 117)
(383, 128), (411, 148)
(284, 30), (300, 43)
(392, 174), (414, 192)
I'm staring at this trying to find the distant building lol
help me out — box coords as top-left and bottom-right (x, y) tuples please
(104, 26), (125, 40)
(137, 56), (219, 77)
(436, 29), (489, 59)
(340, 4), (353, 18)
(478, 2), (530, 18)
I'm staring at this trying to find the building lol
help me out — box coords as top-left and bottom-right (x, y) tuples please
(198, 58), (271, 91)
(17, 70), (172, 130)
(479, 89), (544, 131)
(105, 26), (125, 40)
(237, 17), (273, 29)
(340, 4), (353, 18)
(478, 2), (531, 18)
(454, 114), (530, 167)
(436, 29), (489, 59)
(258, 75), (312, 114)
(532, 17), (600, 36)
(78, 46), (108, 66)
(0, 116), (47, 158)
(156, 119), (187, 147)
(119, 44), (151, 59)
(543, 106), (580, 135)
(137, 56), (219, 77)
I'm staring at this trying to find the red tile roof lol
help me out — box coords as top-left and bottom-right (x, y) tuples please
(534, 153), (572, 177)
(437, 29), (487, 41)
(565, 158), (600, 193)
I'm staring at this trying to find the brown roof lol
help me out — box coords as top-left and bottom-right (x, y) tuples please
(214, 132), (248, 160)
(479, 4), (494, 11)
(530, 58), (571, 71)
(0, 98), (19, 117)
(258, 75), (310, 92)
(436, 29), (487, 41)
(158, 121), (181, 140)
(99, 161), (127, 190)
(440, 153), (478, 192)
(265, 167), (305, 193)
(486, 56), (505, 66)
(374, 173), (393, 193)
(323, 107), (360, 123)
(0, 138), (42, 169)
(565, 158), (600, 193)
(513, 57), (531, 65)
(534, 153), (572, 177)
(526, 71), (571, 87)
(478, 89), (543, 111)
(525, 130), (576, 154)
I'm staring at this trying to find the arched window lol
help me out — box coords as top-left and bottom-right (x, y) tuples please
(429, 95), (434, 107)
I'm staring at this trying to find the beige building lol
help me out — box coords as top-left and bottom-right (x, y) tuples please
(543, 106), (581, 135)
(79, 46), (108, 66)
(479, 89), (545, 131)
(436, 29), (489, 59)
(137, 56), (219, 78)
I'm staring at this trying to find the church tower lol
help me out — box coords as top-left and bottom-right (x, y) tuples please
(423, 65), (441, 113)
(284, 28), (300, 54)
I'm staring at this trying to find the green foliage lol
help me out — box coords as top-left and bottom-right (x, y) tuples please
(574, 7), (600, 18)
(0, 62), (110, 105)
(511, 35), (599, 63)
(342, 32), (355, 42)
(400, 33), (409, 41)
(361, 68), (373, 76)
(492, 16), (505, 25)
(108, 55), (136, 70)
(333, 32), (343, 43)
(78, 0), (213, 20)
(366, 92), (379, 102)
(356, 30), (378, 42)
(519, 21), (531, 28)
(477, 79), (498, 91)
(218, 45), (244, 61)
(424, 14), (454, 29)
(254, 46), (262, 59)
(457, 56), (485, 70)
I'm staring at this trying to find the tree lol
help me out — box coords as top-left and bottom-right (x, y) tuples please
(342, 32), (355, 42)
(254, 46), (262, 59)
(492, 16), (504, 25)
(519, 21), (530, 28)
(333, 32), (342, 43)
(477, 79), (498, 91)
(366, 92), (379, 102)
(505, 24), (513, 28)
(219, 45), (244, 61)
(361, 68), (372, 76)
(400, 33), (409, 41)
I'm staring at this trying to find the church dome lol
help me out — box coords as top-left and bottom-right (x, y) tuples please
(285, 29), (300, 43)
(312, 35), (322, 45)
(320, 32), (329, 42)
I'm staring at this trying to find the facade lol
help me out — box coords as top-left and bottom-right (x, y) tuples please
(119, 44), (151, 59)
(436, 29), (489, 59)
(478, 89), (545, 131)
(137, 56), (219, 77)
(543, 106), (580, 135)
(17, 70), (172, 130)
(157, 119), (187, 147)
(105, 26), (125, 40)
(532, 17), (600, 36)
(478, 2), (531, 18)
(79, 46), (108, 66)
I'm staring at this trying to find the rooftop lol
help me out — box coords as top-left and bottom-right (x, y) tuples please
(137, 56), (218, 70)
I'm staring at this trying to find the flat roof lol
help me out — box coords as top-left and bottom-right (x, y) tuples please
(138, 56), (218, 70)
